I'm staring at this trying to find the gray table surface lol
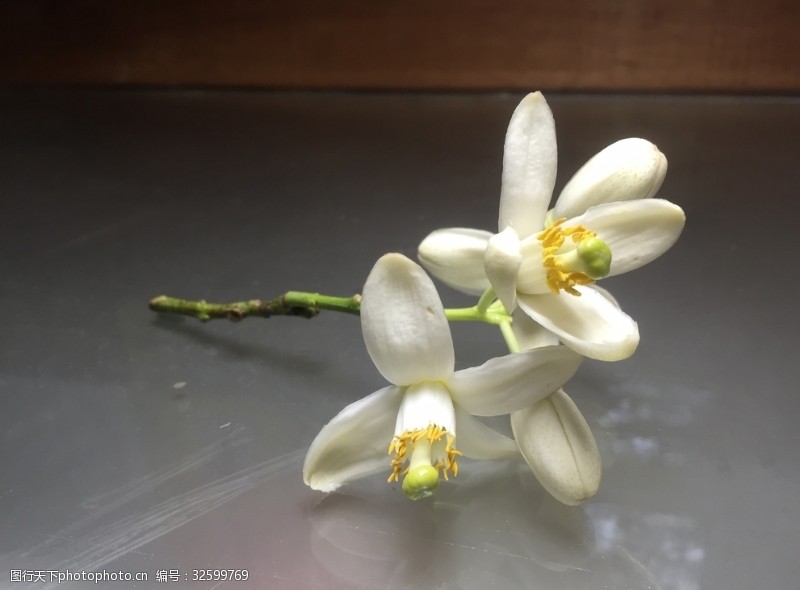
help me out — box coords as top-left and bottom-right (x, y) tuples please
(1, 89), (798, 590)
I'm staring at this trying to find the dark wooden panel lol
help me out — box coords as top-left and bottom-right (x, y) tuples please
(1, 0), (798, 91)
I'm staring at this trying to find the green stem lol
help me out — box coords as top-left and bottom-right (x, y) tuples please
(149, 290), (515, 329)
(476, 288), (497, 314)
(149, 292), (361, 322)
(498, 320), (520, 353)
(446, 307), (509, 325)
(444, 307), (481, 322)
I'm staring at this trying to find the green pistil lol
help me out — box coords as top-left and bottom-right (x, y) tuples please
(577, 236), (612, 279)
(402, 465), (440, 500)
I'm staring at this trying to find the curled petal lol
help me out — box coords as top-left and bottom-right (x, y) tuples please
(511, 389), (602, 505)
(417, 228), (492, 294)
(361, 253), (454, 385)
(582, 284), (621, 308)
(485, 227), (522, 313)
(499, 92), (557, 238)
(517, 288), (639, 361)
(553, 138), (668, 220)
(454, 405), (519, 460)
(303, 386), (403, 492)
(568, 199), (686, 277)
(516, 234), (550, 294)
(448, 346), (582, 416)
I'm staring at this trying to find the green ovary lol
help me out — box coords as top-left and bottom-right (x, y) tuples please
(577, 236), (612, 279)
(402, 464), (440, 500)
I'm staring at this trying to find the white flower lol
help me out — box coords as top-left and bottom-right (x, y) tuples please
(418, 92), (685, 361)
(303, 253), (583, 500)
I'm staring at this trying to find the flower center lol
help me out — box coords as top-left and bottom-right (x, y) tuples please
(537, 218), (612, 296)
(387, 424), (461, 500)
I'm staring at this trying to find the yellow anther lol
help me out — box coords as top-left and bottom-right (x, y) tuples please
(536, 218), (598, 296)
(387, 424), (459, 485)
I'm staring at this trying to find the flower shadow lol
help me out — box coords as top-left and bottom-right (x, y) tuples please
(307, 461), (597, 589)
(150, 313), (329, 374)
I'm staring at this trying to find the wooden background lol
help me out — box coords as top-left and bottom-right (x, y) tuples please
(1, 0), (798, 92)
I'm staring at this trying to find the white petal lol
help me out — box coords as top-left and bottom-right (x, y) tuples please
(553, 138), (668, 220)
(568, 199), (685, 277)
(447, 346), (582, 416)
(361, 253), (455, 385)
(511, 390), (602, 505)
(510, 308), (560, 350)
(484, 227), (522, 313)
(499, 92), (557, 238)
(417, 228), (492, 294)
(395, 381), (455, 436)
(454, 405), (519, 460)
(303, 385), (402, 492)
(517, 287), (639, 361)
(516, 235), (550, 294)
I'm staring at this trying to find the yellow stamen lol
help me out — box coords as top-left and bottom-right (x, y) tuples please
(536, 217), (597, 296)
(387, 424), (459, 484)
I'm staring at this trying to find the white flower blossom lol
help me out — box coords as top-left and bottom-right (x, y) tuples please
(418, 92), (685, 361)
(303, 253), (583, 500)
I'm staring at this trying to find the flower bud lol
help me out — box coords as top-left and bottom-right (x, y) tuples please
(511, 390), (601, 505)
(554, 138), (667, 220)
